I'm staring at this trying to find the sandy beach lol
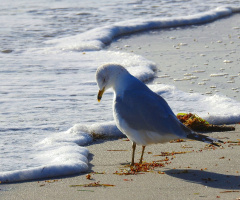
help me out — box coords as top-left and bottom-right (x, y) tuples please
(1, 14), (240, 200)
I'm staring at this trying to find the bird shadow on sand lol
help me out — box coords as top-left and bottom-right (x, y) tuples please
(165, 169), (240, 190)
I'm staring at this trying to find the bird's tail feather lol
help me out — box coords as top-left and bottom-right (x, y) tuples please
(186, 132), (223, 147)
(172, 115), (224, 146)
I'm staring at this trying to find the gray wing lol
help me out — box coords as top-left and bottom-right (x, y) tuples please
(114, 88), (191, 138)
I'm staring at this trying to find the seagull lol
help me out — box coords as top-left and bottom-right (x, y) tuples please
(96, 64), (223, 166)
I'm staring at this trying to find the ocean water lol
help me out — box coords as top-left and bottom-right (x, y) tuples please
(1, 0), (240, 183)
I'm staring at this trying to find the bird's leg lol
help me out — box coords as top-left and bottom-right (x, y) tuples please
(131, 142), (136, 166)
(139, 146), (146, 164)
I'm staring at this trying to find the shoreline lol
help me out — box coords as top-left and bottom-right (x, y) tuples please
(1, 14), (240, 200)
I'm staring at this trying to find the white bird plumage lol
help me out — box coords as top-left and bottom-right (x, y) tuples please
(96, 64), (223, 166)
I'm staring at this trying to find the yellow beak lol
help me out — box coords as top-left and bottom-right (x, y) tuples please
(97, 87), (105, 102)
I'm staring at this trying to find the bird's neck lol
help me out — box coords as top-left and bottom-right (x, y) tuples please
(112, 73), (132, 96)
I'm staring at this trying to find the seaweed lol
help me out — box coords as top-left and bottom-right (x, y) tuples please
(70, 181), (115, 187)
(177, 113), (235, 132)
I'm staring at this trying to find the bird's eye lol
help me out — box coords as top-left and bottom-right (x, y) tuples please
(103, 78), (106, 83)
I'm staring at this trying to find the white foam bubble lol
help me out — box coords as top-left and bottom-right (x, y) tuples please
(150, 84), (240, 125)
(45, 6), (240, 52)
(0, 121), (125, 183)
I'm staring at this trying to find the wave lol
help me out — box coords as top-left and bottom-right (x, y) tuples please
(0, 122), (122, 183)
(45, 6), (240, 51)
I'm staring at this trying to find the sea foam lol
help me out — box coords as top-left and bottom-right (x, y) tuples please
(150, 84), (240, 125)
(0, 122), (123, 183)
(45, 6), (240, 52)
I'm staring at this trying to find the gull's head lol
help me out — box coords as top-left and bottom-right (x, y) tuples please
(96, 64), (128, 102)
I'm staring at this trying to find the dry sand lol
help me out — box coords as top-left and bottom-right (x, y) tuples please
(1, 14), (240, 200)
